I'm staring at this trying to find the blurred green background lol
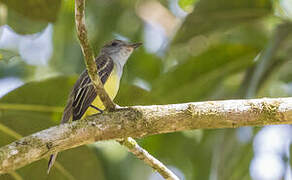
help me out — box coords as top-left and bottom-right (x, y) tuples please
(0, 0), (292, 179)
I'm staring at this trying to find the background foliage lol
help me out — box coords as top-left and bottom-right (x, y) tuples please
(0, 0), (292, 179)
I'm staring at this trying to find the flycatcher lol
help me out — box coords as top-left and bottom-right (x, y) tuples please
(47, 39), (142, 174)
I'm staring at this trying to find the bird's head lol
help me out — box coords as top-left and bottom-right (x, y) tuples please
(100, 39), (142, 67)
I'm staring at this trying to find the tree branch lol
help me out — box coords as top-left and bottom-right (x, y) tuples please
(1, 97), (292, 174)
(118, 137), (179, 180)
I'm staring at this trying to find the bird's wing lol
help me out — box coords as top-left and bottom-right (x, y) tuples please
(71, 55), (114, 121)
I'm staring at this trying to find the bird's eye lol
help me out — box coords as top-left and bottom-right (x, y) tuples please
(112, 42), (118, 46)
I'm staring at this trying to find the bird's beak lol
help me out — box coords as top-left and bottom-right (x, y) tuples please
(129, 42), (142, 49)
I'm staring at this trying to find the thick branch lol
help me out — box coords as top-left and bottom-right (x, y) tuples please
(75, 0), (115, 110)
(1, 97), (292, 173)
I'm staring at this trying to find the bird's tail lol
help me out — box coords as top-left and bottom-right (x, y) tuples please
(47, 96), (73, 174)
(47, 153), (58, 174)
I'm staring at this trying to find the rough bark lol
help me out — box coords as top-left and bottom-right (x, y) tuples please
(1, 97), (292, 174)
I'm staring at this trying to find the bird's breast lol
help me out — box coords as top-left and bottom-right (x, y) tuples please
(103, 66), (120, 100)
(82, 66), (121, 117)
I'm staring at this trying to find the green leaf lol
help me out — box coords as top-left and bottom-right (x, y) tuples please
(152, 43), (259, 103)
(6, 10), (48, 34)
(174, 0), (272, 43)
(178, 0), (198, 12)
(0, 76), (76, 108)
(0, 49), (19, 62)
(0, 0), (61, 22)
(0, 0), (61, 34)
(115, 83), (156, 106)
(125, 49), (163, 84)
(0, 55), (33, 78)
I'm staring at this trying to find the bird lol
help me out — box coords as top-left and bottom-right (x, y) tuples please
(47, 39), (142, 174)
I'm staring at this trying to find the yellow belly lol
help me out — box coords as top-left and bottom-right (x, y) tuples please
(82, 67), (120, 118)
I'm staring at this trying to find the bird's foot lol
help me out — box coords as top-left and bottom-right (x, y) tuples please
(90, 105), (104, 114)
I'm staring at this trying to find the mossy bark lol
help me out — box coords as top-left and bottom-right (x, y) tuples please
(1, 97), (292, 174)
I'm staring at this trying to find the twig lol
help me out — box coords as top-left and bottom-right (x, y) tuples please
(1, 97), (292, 173)
(245, 22), (292, 98)
(118, 137), (179, 180)
(75, 0), (115, 110)
(74, 0), (176, 179)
